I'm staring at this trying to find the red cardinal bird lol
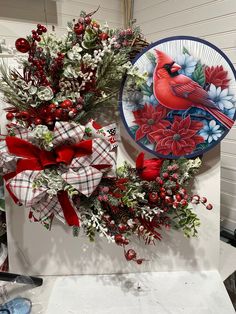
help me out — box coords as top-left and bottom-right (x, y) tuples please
(153, 50), (234, 129)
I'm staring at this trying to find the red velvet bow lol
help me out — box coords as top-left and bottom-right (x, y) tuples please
(5, 136), (93, 227)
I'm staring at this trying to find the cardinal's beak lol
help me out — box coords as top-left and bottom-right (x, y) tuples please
(171, 63), (181, 73)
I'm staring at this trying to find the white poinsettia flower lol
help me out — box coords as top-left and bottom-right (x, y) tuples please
(175, 53), (198, 77)
(199, 120), (223, 143)
(208, 84), (235, 110)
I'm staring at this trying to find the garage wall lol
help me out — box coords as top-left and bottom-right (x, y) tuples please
(133, 0), (236, 233)
(0, 0), (122, 46)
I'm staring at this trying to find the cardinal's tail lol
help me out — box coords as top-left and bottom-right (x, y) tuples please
(198, 105), (235, 129)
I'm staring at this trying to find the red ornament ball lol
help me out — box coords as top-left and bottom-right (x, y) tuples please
(15, 38), (30, 53)
(6, 112), (14, 120)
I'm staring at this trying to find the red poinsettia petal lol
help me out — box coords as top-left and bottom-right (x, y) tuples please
(135, 127), (146, 141)
(179, 115), (191, 129)
(194, 135), (205, 144)
(156, 145), (172, 155)
(179, 129), (196, 138)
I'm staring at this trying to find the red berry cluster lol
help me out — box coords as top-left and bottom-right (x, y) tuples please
(31, 24), (47, 42)
(73, 15), (109, 42)
(145, 164), (188, 211)
(117, 28), (134, 48)
(114, 235), (144, 265)
(191, 195), (213, 210)
(74, 14), (92, 35)
(6, 98), (83, 126)
(28, 25), (49, 86)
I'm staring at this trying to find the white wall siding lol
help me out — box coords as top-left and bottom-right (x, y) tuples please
(134, 0), (236, 232)
(0, 0), (122, 46)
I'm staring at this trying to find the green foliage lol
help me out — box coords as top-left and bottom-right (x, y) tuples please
(173, 206), (201, 237)
(192, 62), (205, 87)
(182, 46), (190, 55)
(147, 52), (156, 66)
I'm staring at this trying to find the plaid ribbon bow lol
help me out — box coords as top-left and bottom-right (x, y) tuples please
(0, 121), (116, 228)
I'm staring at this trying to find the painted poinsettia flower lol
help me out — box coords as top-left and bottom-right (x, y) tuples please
(199, 120), (223, 143)
(133, 104), (170, 141)
(205, 65), (230, 90)
(175, 53), (198, 77)
(208, 84), (235, 111)
(149, 116), (204, 156)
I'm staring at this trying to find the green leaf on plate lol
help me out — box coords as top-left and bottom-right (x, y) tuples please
(192, 62), (205, 87)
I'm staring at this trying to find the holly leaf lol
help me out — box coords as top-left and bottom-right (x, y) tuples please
(182, 47), (190, 55)
(192, 63), (205, 87)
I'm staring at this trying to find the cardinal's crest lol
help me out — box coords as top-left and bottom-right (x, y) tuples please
(154, 49), (174, 69)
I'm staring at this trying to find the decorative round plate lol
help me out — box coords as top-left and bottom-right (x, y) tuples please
(120, 36), (236, 158)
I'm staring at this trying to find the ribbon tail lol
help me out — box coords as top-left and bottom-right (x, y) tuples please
(57, 190), (80, 227)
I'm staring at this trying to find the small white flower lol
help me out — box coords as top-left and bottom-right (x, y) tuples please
(208, 84), (235, 110)
(199, 120), (223, 143)
(175, 53), (198, 77)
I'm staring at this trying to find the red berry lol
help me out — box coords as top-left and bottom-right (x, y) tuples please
(48, 103), (57, 112)
(136, 259), (143, 265)
(173, 201), (179, 208)
(46, 117), (54, 125)
(60, 99), (73, 109)
(125, 249), (136, 261)
(34, 118), (42, 125)
(37, 29), (42, 35)
(181, 199), (188, 207)
(201, 197), (207, 204)
(42, 26), (47, 33)
(175, 194), (182, 202)
(20, 111), (30, 120)
(163, 172), (169, 179)
(84, 16), (92, 24)
(99, 33), (109, 41)
(123, 239), (129, 245)
(160, 192), (166, 199)
(118, 224), (127, 233)
(6, 112), (14, 120)
(68, 108), (78, 118)
(54, 108), (63, 119)
(206, 204), (213, 210)
(37, 24), (42, 28)
(74, 24), (84, 35)
(148, 192), (159, 203)
(114, 234), (124, 245)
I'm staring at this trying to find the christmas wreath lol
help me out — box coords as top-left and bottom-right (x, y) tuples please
(0, 10), (212, 264)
